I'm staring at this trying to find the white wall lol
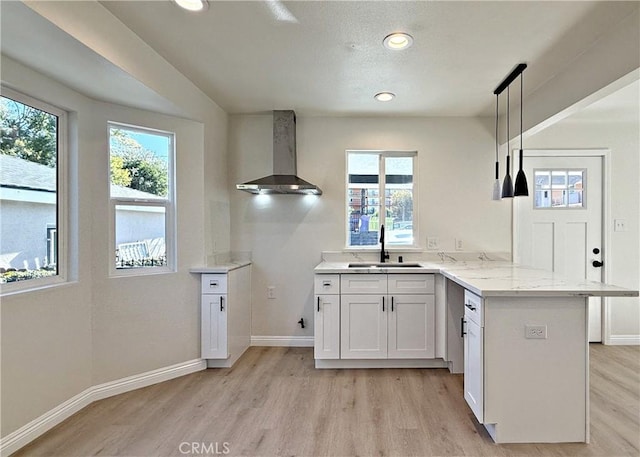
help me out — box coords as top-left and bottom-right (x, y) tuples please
(0, 53), (227, 438)
(229, 114), (511, 338)
(526, 92), (640, 341)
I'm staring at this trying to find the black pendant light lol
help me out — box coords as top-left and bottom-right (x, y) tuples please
(514, 71), (529, 196)
(501, 86), (514, 198)
(492, 94), (501, 200)
(493, 63), (527, 199)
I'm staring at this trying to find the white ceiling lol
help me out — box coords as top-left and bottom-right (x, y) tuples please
(98, 0), (637, 117)
(1, 1), (638, 120)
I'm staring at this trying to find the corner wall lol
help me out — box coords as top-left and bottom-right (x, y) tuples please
(228, 114), (512, 338)
(0, 53), (227, 438)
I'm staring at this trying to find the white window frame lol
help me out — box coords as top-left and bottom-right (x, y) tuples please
(345, 150), (419, 250)
(108, 122), (176, 277)
(0, 86), (68, 296)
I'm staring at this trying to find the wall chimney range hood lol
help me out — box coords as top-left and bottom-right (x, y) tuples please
(236, 110), (322, 195)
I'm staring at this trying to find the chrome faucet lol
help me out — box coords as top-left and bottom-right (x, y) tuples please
(379, 225), (389, 263)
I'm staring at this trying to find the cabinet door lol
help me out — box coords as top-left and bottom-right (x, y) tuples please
(464, 318), (484, 422)
(388, 294), (435, 359)
(314, 295), (340, 359)
(201, 294), (228, 359)
(341, 294), (387, 359)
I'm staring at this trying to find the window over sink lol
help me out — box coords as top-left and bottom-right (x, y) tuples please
(346, 150), (417, 248)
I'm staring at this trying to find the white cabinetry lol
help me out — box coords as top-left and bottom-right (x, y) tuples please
(461, 288), (588, 443)
(200, 265), (251, 368)
(339, 273), (435, 361)
(314, 275), (340, 360)
(463, 290), (483, 422)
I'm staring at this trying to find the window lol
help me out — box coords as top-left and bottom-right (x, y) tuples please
(534, 169), (585, 209)
(109, 123), (175, 275)
(347, 151), (416, 248)
(0, 88), (66, 288)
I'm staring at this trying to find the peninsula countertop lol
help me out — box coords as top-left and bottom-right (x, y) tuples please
(314, 260), (638, 298)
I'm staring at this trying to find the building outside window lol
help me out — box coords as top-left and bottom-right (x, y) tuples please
(108, 123), (175, 275)
(0, 88), (66, 287)
(346, 151), (417, 248)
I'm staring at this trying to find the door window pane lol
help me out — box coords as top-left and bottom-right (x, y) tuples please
(534, 169), (585, 209)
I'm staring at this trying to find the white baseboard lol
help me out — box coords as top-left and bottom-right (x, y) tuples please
(0, 358), (206, 457)
(251, 336), (314, 347)
(605, 334), (640, 345)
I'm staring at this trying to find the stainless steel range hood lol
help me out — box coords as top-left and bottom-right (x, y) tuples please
(236, 110), (322, 195)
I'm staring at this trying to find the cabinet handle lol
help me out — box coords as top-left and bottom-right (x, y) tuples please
(382, 296), (385, 312)
(465, 302), (476, 311)
(220, 296), (225, 312)
(317, 296), (320, 312)
(461, 317), (466, 337)
(391, 296), (394, 312)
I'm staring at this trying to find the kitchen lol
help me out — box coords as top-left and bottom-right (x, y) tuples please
(1, 1), (639, 456)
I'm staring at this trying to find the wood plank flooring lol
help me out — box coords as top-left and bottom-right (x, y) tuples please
(12, 344), (640, 457)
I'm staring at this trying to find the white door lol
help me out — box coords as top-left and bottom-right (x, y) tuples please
(515, 155), (604, 342)
(314, 294), (340, 360)
(388, 294), (435, 359)
(340, 294), (387, 359)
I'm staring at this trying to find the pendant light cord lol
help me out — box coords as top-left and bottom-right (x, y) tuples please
(520, 72), (523, 150)
(495, 94), (499, 179)
(506, 86), (510, 174)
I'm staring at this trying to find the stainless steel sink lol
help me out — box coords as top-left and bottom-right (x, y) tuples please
(348, 262), (422, 268)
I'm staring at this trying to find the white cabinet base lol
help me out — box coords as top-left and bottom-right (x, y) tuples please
(315, 358), (447, 369)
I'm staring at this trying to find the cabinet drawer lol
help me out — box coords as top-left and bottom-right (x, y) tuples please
(388, 274), (434, 295)
(464, 290), (483, 326)
(201, 274), (228, 294)
(314, 274), (340, 295)
(341, 274), (387, 295)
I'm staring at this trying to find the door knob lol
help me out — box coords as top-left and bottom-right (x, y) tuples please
(592, 260), (604, 268)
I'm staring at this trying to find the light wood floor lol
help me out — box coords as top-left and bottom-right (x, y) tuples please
(13, 344), (640, 457)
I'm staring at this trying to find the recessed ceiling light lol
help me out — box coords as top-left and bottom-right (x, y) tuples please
(374, 92), (395, 102)
(173, 0), (209, 12)
(383, 33), (413, 50)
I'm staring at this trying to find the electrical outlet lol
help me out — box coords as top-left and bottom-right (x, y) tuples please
(427, 237), (439, 250)
(267, 286), (275, 299)
(525, 325), (547, 339)
(455, 238), (463, 251)
(614, 219), (627, 232)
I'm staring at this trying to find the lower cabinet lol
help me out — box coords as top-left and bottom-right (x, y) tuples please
(199, 265), (251, 368)
(314, 273), (436, 363)
(340, 294), (387, 359)
(340, 294), (435, 359)
(202, 293), (228, 359)
(388, 294), (435, 359)
(463, 316), (483, 422)
(314, 294), (340, 359)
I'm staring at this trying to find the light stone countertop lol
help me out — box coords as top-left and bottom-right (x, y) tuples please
(190, 260), (252, 274)
(314, 260), (638, 298)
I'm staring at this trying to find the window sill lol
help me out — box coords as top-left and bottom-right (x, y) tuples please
(0, 277), (77, 298)
(109, 266), (177, 279)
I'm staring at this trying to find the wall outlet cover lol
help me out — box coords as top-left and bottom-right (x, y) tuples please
(525, 325), (547, 339)
(427, 237), (439, 250)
